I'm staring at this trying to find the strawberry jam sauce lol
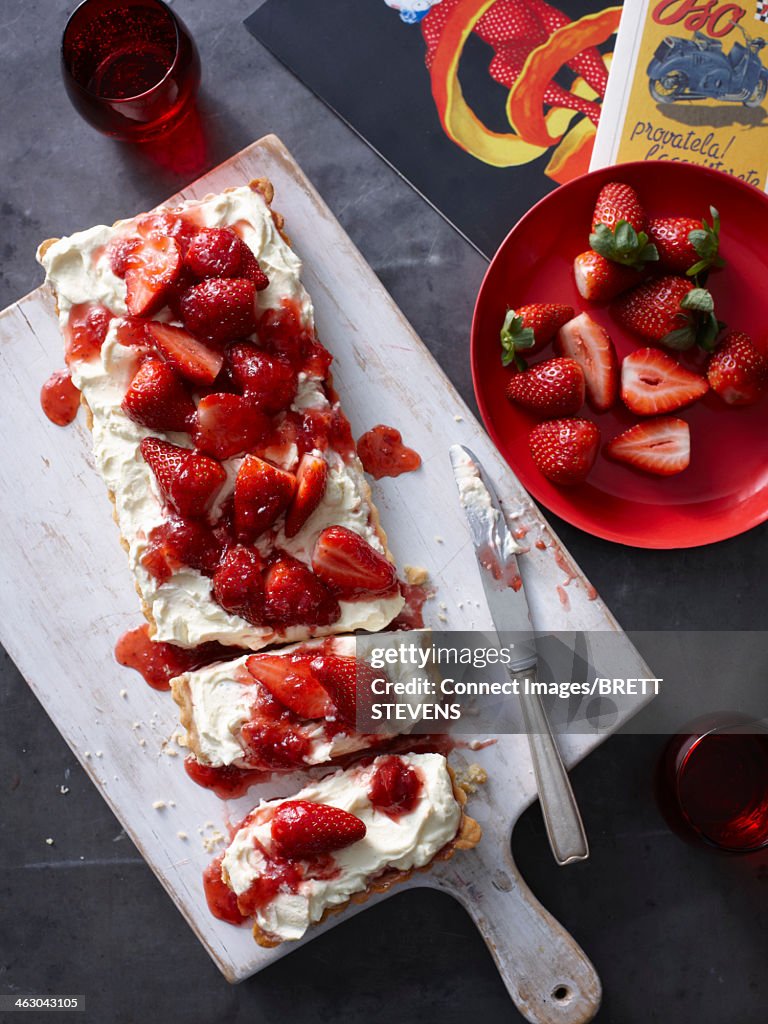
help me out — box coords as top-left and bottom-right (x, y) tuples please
(114, 624), (241, 691)
(203, 854), (247, 925)
(64, 303), (113, 365)
(40, 370), (80, 426)
(357, 424), (421, 480)
(390, 582), (432, 631)
(184, 758), (269, 799)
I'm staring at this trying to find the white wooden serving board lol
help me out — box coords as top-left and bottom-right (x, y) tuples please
(0, 135), (653, 1024)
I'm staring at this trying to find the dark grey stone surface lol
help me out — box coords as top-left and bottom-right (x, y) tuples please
(1, 2), (766, 1022)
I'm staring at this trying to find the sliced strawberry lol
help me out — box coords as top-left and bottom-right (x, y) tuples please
(238, 246), (270, 291)
(310, 653), (378, 726)
(271, 799), (366, 858)
(145, 322), (223, 386)
(142, 517), (223, 583)
(368, 756), (422, 816)
(284, 453), (328, 538)
(180, 277), (257, 346)
(556, 313), (618, 412)
(312, 525), (397, 599)
(212, 546), (265, 625)
(193, 393), (271, 460)
(604, 417), (690, 476)
(499, 302), (574, 367)
(505, 357), (585, 417)
(122, 356), (196, 432)
(573, 251), (641, 302)
(263, 556), (340, 627)
(227, 343), (297, 411)
(246, 653), (335, 719)
(621, 348), (709, 416)
(120, 235), (182, 317)
(528, 418), (600, 486)
(140, 437), (226, 517)
(135, 211), (199, 255)
(234, 455), (296, 540)
(707, 330), (768, 406)
(258, 302), (326, 372)
(184, 227), (270, 291)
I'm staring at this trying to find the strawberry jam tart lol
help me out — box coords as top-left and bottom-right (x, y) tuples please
(37, 181), (403, 648)
(205, 752), (481, 946)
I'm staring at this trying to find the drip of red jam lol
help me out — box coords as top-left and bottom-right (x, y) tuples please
(203, 854), (247, 925)
(368, 756), (423, 819)
(357, 424), (421, 480)
(114, 623), (241, 691)
(64, 303), (113, 365)
(40, 370), (80, 426)
(390, 582), (432, 631)
(184, 757), (270, 799)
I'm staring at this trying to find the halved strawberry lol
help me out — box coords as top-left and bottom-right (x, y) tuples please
(212, 546), (265, 625)
(528, 418), (600, 486)
(140, 437), (226, 518)
(180, 277), (257, 346)
(145, 322), (223, 386)
(499, 302), (574, 368)
(613, 275), (719, 350)
(184, 227), (270, 290)
(604, 417), (690, 476)
(573, 250), (641, 302)
(246, 653), (335, 719)
(556, 313), (618, 412)
(621, 348), (709, 415)
(648, 208), (724, 276)
(141, 516), (223, 583)
(263, 556), (340, 627)
(227, 343), (297, 411)
(119, 235), (183, 317)
(193, 393), (271, 460)
(310, 653), (377, 726)
(707, 330), (768, 406)
(271, 799), (366, 858)
(122, 357), (196, 432)
(505, 357), (585, 417)
(312, 525), (398, 598)
(284, 453), (328, 538)
(234, 455), (296, 540)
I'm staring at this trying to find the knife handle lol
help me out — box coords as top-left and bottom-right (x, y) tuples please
(518, 673), (589, 866)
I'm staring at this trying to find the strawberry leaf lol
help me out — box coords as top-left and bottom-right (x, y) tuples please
(661, 325), (696, 350)
(680, 287), (714, 314)
(590, 221), (659, 270)
(500, 310), (535, 368)
(696, 313), (724, 352)
(685, 206), (724, 277)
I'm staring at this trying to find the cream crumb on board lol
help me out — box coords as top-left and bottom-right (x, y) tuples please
(152, 800), (166, 811)
(45, 837), (54, 845)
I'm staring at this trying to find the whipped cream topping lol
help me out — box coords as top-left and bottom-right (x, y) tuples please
(221, 753), (461, 941)
(38, 186), (403, 648)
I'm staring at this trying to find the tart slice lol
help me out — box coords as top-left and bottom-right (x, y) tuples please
(37, 181), (404, 650)
(173, 637), (392, 795)
(203, 752), (481, 945)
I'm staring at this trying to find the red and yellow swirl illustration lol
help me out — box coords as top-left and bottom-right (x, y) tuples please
(421, 0), (621, 182)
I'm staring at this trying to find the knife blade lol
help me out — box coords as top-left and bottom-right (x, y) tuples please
(449, 444), (589, 865)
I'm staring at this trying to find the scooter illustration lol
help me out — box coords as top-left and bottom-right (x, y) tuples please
(647, 22), (768, 107)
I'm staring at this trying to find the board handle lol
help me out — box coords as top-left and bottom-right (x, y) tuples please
(436, 829), (601, 1024)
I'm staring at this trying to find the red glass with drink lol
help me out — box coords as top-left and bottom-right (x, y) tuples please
(61, 0), (200, 141)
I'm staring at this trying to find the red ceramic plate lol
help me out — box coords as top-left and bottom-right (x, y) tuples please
(471, 161), (768, 549)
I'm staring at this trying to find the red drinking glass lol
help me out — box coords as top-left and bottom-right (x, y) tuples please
(657, 715), (768, 853)
(61, 0), (201, 141)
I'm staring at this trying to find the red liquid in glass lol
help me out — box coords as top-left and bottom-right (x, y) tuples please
(658, 723), (768, 852)
(62, 0), (200, 141)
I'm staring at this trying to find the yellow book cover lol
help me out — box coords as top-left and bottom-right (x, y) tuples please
(591, 0), (768, 187)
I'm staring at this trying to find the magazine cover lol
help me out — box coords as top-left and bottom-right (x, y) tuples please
(592, 0), (768, 187)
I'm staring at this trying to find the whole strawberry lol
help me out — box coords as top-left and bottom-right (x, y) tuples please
(505, 357), (585, 417)
(590, 182), (658, 271)
(499, 302), (574, 368)
(648, 207), (724, 276)
(707, 330), (768, 406)
(613, 275), (719, 350)
(528, 418), (600, 486)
